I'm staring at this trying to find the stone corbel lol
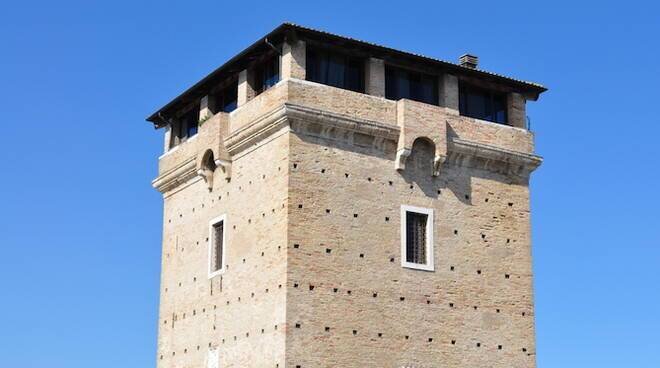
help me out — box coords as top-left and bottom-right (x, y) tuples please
(197, 168), (214, 190)
(214, 159), (232, 180)
(395, 148), (411, 171)
(433, 154), (446, 177)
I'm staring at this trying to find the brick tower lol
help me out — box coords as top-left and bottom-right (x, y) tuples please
(147, 23), (546, 368)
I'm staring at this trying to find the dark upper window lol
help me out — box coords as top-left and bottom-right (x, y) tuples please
(254, 56), (280, 94)
(174, 105), (199, 145)
(213, 81), (238, 113)
(385, 66), (437, 105)
(306, 47), (364, 92)
(459, 83), (507, 124)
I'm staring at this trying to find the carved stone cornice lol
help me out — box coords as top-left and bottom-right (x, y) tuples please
(153, 103), (542, 194)
(447, 138), (542, 178)
(152, 156), (197, 193)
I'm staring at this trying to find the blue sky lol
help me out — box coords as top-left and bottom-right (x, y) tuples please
(1, 1), (658, 367)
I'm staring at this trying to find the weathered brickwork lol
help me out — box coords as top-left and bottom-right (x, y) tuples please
(156, 128), (290, 367)
(286, 132), (534, 368)
(148, 24), (544, 368)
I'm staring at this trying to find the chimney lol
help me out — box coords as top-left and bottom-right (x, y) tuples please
(459, 54), (478, 69)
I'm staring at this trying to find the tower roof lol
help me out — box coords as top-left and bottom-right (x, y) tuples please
(146, 22), (547, 127)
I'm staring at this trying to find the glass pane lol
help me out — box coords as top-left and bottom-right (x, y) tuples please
(345, 58), (362, 92)
(406, 212), (428, 264)
(327, 54), (345, 88)
(493, 94), (507, 124)
(467, 91), (487, 119)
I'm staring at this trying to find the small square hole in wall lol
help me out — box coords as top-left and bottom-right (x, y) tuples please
(367, 177), (372, 182)
(428, 338), (433, 342)
(390, 257), (395, 262)
(454, 230), (458, 235)
(326, 248), (332, 254)
(477, 270), (482, 275)
(293, 244), (300, 249)
(465, 195), (470, 200)
(405, 335), (409, 340)
(409, 184), (414, 189)
(451, 340), (456, 345)
(389, 181), (393, 186)
(345, 173), (349, 178)
(347, 290), (352, 295)
(505, 274), (510, 279)
(385, 217), (389, 222)
(359, 253), (364, 258)
(333, 288), (338, 293)
(476, 342), (481, 347)
(325, 326), (330, 332)
(400, 297), (405, 301)
(522, 312), (526, 316)
(498, 345), (503, 350)
(522, 348), (527, 352)
(293, 163), (298, 169)
(378, 333), (383, 337)
(309, 285), (315, 291)
(473, 306), (478, 310)
(352, 330), (358, 335)
(450, 266), (455, 271)
(321, 169), (326, 173)
(496, 309), (500, 313)
(294, 283), (299, 288)
(508, 202), (514, 207)
(298, 204), (303, 209)
(449, 303), (454, 307)
(353, 213), (358, 218)
(295, 323), (301, 328)
(372, 292), (378, 298)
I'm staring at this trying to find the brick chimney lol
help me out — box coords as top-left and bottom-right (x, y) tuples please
(459, 54), (478, 69)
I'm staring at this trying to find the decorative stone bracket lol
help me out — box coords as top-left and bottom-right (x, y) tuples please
(395, 100), (448, 176)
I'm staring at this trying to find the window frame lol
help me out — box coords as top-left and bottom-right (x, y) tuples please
(400, 205), (434, 271)
(458, 82), (508, 125)
(208, 215), (227, 278)
(305, 45), (365, 93)
(385, 65), (438, 106)
(254, 54), (281, 95)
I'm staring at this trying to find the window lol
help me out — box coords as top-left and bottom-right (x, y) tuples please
(400, 205), (434, 271)
(208, 215), (226, 277)
(385, 66), (437, 105)
(213, 80), (238, 113)
(306, 47), (364, 92)
(171, 105), (199, 148)
(254, 55), (280, 94)
(207, 347), (219, 368)
(459, 82), (508, 124)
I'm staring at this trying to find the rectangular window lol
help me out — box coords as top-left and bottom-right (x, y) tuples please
(207, 347), (219, 368)
(306, 47), (364, 92)
(400, 205), (434, 271)
(254, 55), (280, 94)
(213, 80), (238, 113)
(208, 215), (226, 277)
(459, 82), (508, 124)
(171, 104), (199, 148)
(385, 66), (438, 105)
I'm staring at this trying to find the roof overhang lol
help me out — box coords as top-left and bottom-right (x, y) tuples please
(146, 23), (547, 128)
